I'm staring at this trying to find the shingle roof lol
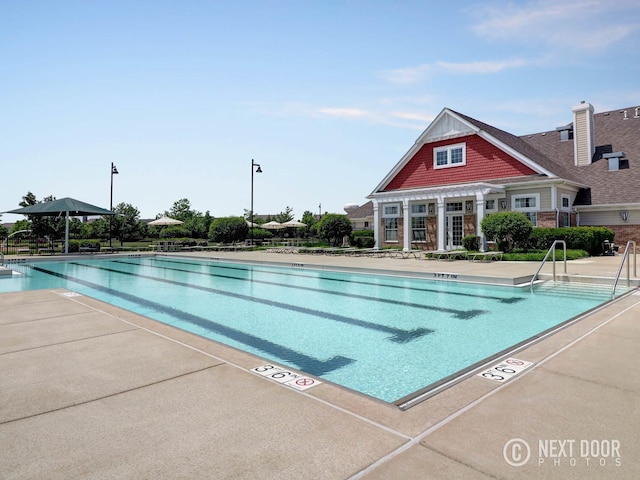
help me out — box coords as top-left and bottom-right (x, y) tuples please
(451, 110), (585, 185)
(346, 201), (373, 219)
(453, 106), (640, 206)
(520, 107), (640, 205)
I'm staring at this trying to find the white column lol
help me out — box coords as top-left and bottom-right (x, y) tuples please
(437, 199), (446, 251)
(403, 199), (410, 251)
(372, 201), (380, 249)
(475, 194), (486, 251)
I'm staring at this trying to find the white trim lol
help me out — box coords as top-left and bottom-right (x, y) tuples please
(382, 203), (401, 217)
(511, 193), (540, 211)
(433, 142), (466, 169)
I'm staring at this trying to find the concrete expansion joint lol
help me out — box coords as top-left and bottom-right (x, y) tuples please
(0, 365), (218, 426)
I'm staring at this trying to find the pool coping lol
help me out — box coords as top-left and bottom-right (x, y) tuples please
(2, 251), (639, 478)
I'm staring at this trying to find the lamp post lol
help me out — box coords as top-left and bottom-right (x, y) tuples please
(109, 162), (119, 247)
(250, 159), (262, 247)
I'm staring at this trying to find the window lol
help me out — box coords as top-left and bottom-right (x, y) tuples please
(434, 143), (466, 169)
(383, 203), (400, 217)
(514, 196), (537, 209)
(411, 204), (426, 242)
(411, 216), (426, 242)
(385, 218), (398, 242)
(560, 195), (570, 227)
(446, 202), (463, 212)
(512, 194), (540, 226)
(485, 199), (496, 211)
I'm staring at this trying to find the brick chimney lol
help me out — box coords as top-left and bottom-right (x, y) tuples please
(572, 101), (595, 166)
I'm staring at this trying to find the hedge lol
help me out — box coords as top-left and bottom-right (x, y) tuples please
(528, 227), (614, 255)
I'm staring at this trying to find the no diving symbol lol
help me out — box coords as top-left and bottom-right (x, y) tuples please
(506, 359), (525, 366)
(287, 376), (320, 391)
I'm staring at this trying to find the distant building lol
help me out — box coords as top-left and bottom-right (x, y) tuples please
(345, 201), (373, 231)
(368, 101), (640, 251)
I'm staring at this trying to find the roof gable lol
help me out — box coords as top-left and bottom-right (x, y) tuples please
(372, 108), (563, 194)
(383, 134), (539, 191)
(421, 109), (477, 143)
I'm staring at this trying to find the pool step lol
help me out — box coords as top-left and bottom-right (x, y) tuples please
(533, 281), (628, 301)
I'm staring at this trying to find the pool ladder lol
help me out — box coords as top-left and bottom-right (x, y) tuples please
(530, 240), (567, 293)
(611, 241), (637, 298)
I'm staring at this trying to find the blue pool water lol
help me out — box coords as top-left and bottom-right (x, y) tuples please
(1, 257), (611, 403)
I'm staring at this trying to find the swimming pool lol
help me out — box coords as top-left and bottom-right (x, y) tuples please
(1, 256), (614, 405)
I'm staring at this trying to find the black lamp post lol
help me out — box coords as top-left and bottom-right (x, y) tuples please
(250, 159), (262, 247)
(109, 162), (118, 247)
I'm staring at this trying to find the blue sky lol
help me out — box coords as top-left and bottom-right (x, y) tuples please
(2, 0), (639, 221)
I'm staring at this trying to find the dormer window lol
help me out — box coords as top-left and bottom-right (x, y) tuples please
(434, 143), (466, 169)
(556, 125), (574, 142)
(603, 152), (628, 171)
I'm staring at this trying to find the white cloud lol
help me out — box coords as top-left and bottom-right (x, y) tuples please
(316, 107), (370, 119)
(390, 111), (434, 123)
(435, 59), (527, 74)
(471, 0), (640, 51)
(379, 58), (527, 85)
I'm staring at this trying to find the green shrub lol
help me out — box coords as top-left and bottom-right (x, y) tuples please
(502, 249), (590, 261)
(481, 212), (533, 252)
(159, 225), (190, 239)
(352, 229), (374, 248)
(209, 216), (249, 244)
(67, 240), (101, 253)
(528, 226), (614, 255)
(249, 228), (274, 241)
(462, 235), (480, 251)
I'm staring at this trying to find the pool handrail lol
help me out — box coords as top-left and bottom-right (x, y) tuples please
(530, 240), (567, 293)
(611, 240), (637, 298)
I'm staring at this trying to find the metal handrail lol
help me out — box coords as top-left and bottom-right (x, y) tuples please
(611, 241), (637, 298)
(530, 240), (567, 293)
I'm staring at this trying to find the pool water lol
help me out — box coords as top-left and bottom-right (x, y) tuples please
(1, 257), (612, 403)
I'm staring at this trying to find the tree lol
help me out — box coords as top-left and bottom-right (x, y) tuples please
(110, 203), (146, 245)
(317, 214), (352, 247)
(162, 199), (210, 239)
(209, 216), (249, 244)
(18, 193), (64, 240)
(274, 206), (294, 224)
(481, 212), (533, 252)
(166, 198), (194, 222)
(301, 210), (317, 229)
(11, 219), (32, 234)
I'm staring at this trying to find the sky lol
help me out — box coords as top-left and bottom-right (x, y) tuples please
(2, 0), (639, 222)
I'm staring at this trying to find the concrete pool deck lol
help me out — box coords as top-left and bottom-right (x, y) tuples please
(1, 252), (639, 479)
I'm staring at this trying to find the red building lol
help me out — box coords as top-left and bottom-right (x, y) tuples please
(368, 102), (640, 252)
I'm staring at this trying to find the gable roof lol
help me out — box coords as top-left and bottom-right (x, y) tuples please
(371, 104), (640, 207)
(371, 108), (584, 195)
